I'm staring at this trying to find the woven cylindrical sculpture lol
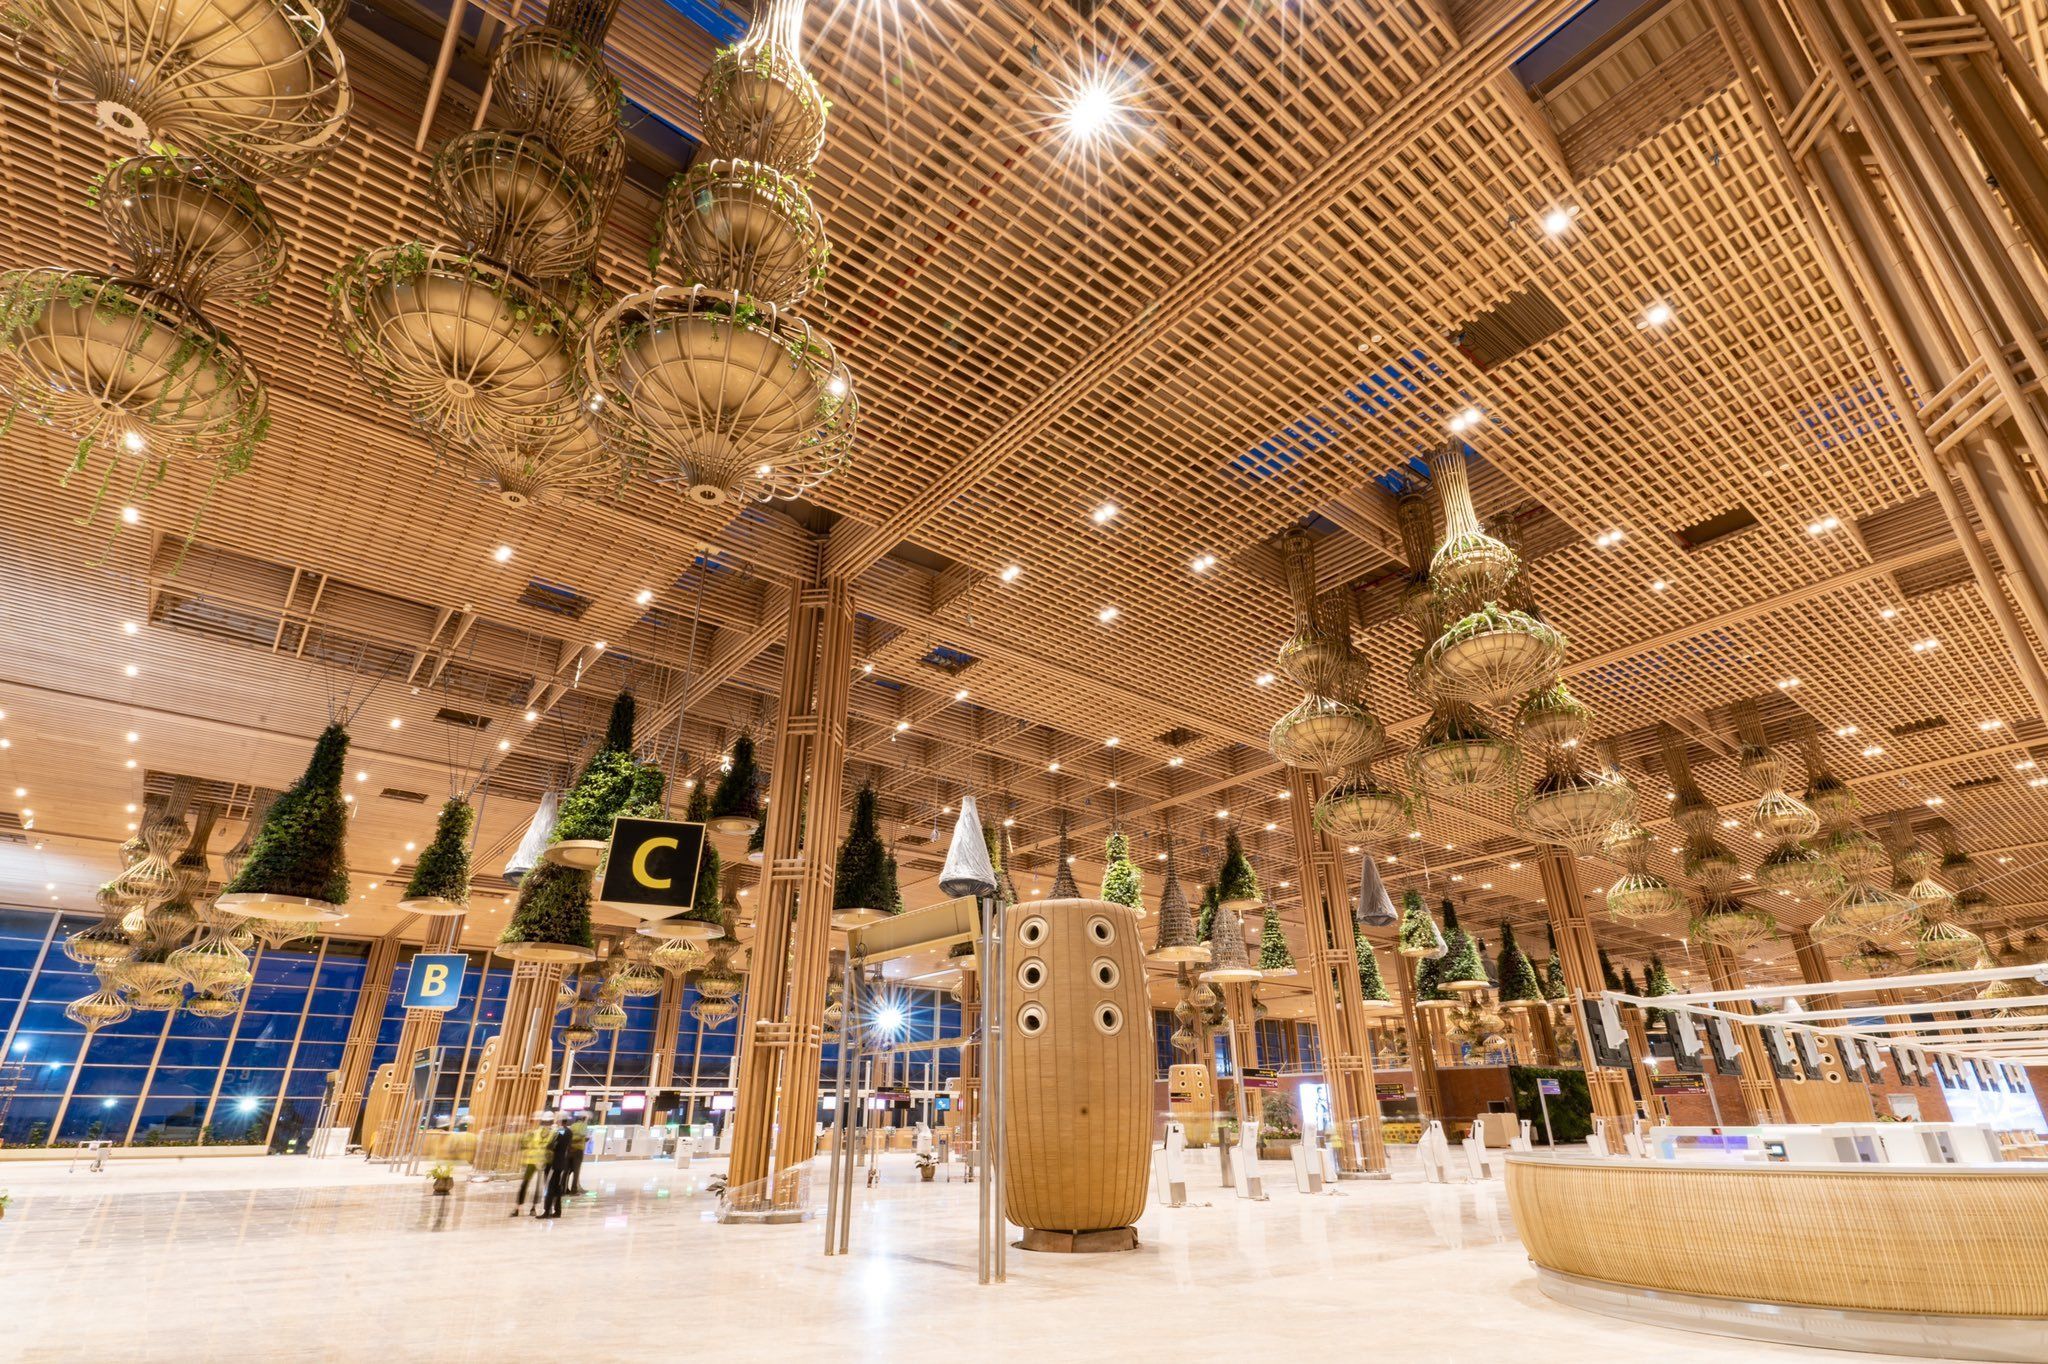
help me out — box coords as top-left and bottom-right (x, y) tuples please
(1003, 898), (1151, 1251)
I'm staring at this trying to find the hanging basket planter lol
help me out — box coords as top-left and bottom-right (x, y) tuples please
(64, 978), (134, 1032)
(1311, 774), (1409, 841)
(0, 269), (270, 475)
(28, 0), (352, 181)
(1687, 898), (1778, 951)
(1515, 682), (1591, 751)
(583, 283), (855, 506)
(184, 989), (242, 1019)
(491, 25), (624, 164)
(700, 41), (829, 173)
(329, 244), (583, 454)
(1818, 880), (1916, 939)
(1824, 825), (1888, 882)
(1752, 788), (1819, 840)
(1910, 915), (1980, 969)
(96, 155), (284, 310)
(1428, 527), (1518, 603)
(430, 131), (603, 281)
(657, 159), (828, 307)
(1269, 693), (1384, 772)
(1841, 939), (1905, 977)
(1682, 839), (1742, 894)
(445, 413), (630, 508)
(1515, 769), (1630, 854)
(1755, 839), (1836, 895)
(1410, 707), (1516, 792)
(1605, 869), (1686, 921)
(1424, 605), (1563, 706)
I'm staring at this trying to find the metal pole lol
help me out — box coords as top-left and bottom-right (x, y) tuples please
(990, 896), (1006, 1283)
(823, 950), (853, 1256)
(836, 958), (860, 1252)
(977, 895), (994, 1285)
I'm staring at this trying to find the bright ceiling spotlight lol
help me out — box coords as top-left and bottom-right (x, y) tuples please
(1064, 79), (1124, 142)
(1541, 207), (1573, 236)
(1644, 302), (1674, 327)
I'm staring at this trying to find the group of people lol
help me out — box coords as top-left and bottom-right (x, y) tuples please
(512, 1112), (589, 1218)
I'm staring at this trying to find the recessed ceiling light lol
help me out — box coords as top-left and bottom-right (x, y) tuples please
(2016, 759), (2037, 771)
(1835, 726), (1858, 737)
(2032, 777), (2048, 789)
(1923, 796), (1945, 807)
(1777, 677), (1800, 689)
(125, 759), (136, 769)
(1265, 822), (1277, 832)
(1862, 745), (1884, 758)
(404, 842), (416, 852)
(592, 641), (606, 651)
(1912, 637), (1940, 653)
(1106, 779), (1118, 789)
(1047, 761), (1061, 772)
(125, 731), (138, 743)
(524, 709), (538, 722)
(1507, 861), (1521, 870)
(998, 565), (1022, 583)
(1447, 407), (1483, 433)
(1215, 809), (1229, 819)
(635, 590), (653, 606)
(121, 620), (138, 634)
(1408, 831), (1421, 840)
(1980, 719), (2004, 731)
(1189, 554), (1216, 573)
(120, 506), (140, 524)
(493, 545), (513, 563)
(389, 717), (403, 729)
(1594, 529), (1625, 547)
(1650, 579), (1667, 592)
(1002, 817), (1015, 828)
(953, 688), (969, 701)
(1277, 790), (1291, 799)
(1097, 606), (1119, 624)
(894, 720), (910, 732)
(1879, 608), (1897, 620)
(1253, 672), (1275, 687)
(497, 739), (511, 751)
(1481, 882), (1493, 890)
(1063, 78), (1125, 141)
(1644, 302), (1673, 327)
(1542, 207), (1574, 236)
(1090, 502), (1119, 525)
(124, 665), (138, 677)
(1806, 515), (1842, 535)
(862, 663), (874, 674)
(1167, 756), (1184, 767)
(1104, 736), (1119, 747)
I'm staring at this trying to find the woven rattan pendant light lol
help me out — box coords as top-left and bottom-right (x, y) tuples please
(1149, 835), (1207, 963)
(1198, 901), (1260, 982)
(1267, 528), (1383, 773)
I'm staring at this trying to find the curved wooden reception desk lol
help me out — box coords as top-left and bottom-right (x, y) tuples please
(1505, 1154), (2048, 1360)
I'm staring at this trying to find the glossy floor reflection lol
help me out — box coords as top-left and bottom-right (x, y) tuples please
(0, 1150), (1948, 1363)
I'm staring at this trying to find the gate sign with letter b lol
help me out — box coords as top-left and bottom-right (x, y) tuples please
(597, 817), (707, 916)
(403, 953), (468, 1010)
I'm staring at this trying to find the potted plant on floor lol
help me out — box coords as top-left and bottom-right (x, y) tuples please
(1256, 1089), (1302, 1159)
(429, 1162), (455, 1195)
(915, 1151), (937, 1182)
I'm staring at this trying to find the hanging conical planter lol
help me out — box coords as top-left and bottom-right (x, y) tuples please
(1048, 812), (1080, 900)
(398, 797), (476, 916)
(491, 24), (624, 165)
(1910, 913), (1981, 969)
(1409, 703), (1515, 791)
(1397, 889), (1447, 959)
(1687, 895), (1778, 951)
(1515, 682), (1591, 751)
(1756, 838), (1836, 896)
(831, 784), (891, 930)
(505, 789), (560, 885)
(657, 159), (830, 308)
(1148, 838), (1208, 963)
(1353, 851), (1398, 928)
(22, 0), (352, 180)
(1271, 529), (1372, 699)
(1313, 764), (1409, 841)
(64, 971), (134, 1032)
(216, 723), (351, 921)
(544, 692), (641, 869)
(708, 730), (764, 840)
(1198, 901), (1260, 983)
(64, 891), (136, 967)
(1354, 929), (1395, 1009)
(1437, 901), (1489, 994)
(429, 131), (604, 281)
(97, 155), (286, 313)
(1269, 692), (1384, 773)
(497, 859), (597, 962)
(184, 986), (243, 1020)
(1425, 439), (1516, 601)
(1810, 880), (1915, 940)
(1214, 829), (1260, 913)
(1257, 905), (1296, 978)
(1099, 831), (1143, 913)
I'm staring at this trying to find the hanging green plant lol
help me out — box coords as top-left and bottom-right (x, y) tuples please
(1100, 831), (1142, 909)
(1397, 888), (1447, 959)
(1437, 899), (1488, 991)
(1195, 882), (1219, 941)
(498, 860), (597, 962)
(399, 797), (474, 914)
(832, 785), (890, 915)
(1215, 829), (1260, 910)
(709, 731), (763, 834)
(1257, 907), (1295, 974)
(884, 846), (903, 915)
(1409, 702), (1516, 791)
(1496, 921), (1543, 1004)
(617, 762), (668, 819)
(1354, 929), (1392, 1004)
(681, 841), (723, 927)
(551, 694), (642, 862)
(217, 723), (351, 921)
(1415, 949), (1450, 1004)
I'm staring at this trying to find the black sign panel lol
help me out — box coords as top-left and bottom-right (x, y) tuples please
(1704, 1018), (1742, 1077)
(1581, 999), (1632, 1069)
(597, 817), (708, 914)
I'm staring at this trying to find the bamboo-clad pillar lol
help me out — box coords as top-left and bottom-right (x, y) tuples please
(1534, 848), (1634, 1126)
(1284, 779), (1386, 1173)
(332, 932), (404, 1134)
(649, 971), (687, 1092)
(1704, 943), (1787, 1123)
(728, 579), (855, 1203)
(1392, 940), (1443, 1121)
(472, 959), (565, 1126)
(379, 918), (465, 1138)
(1712, 0), (2048, 728)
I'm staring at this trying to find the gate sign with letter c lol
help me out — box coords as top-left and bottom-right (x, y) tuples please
(597, 817), (707, 916)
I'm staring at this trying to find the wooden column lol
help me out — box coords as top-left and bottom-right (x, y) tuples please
(1284, 779), (1386, 1172)
(728, 579), (855, 1203)
(649, 971), (686, 1092)
(332, 932), (403, 1134)
(377, 918), (465, 1141)
(1534, 848), (1634, 1126)
(1704, 943), (1786, 1123)
(470, 959), (564, 1130)
(1784, 927), (1876, 1121)
(1392, 943), (1443, 1121)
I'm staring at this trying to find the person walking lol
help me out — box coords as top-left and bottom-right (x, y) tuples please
(513, 1113), (552, 1217)
(539, 1115), (574, 1219)
(567, 1112), (590, 1196)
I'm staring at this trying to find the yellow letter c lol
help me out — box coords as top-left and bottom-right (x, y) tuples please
(632, 836), (678, 889)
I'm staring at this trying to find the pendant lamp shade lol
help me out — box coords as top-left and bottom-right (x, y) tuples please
(506, 789), (562, 885)
(1199, 902), (1261, 982)
(1150, 837), (1208, 962)
(938, 795), (997, 899)
(1353, 851), (1398, 928)
(1049, 813), (1080, 900)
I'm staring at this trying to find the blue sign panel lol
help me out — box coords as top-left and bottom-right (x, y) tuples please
(402, 953), (468, 1010)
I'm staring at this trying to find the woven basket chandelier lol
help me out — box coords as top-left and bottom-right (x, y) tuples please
(1266, 528), (1384, 790)
(1601, 821), (1686, 922)
(1417, 443), (1562, 707)
(331, 0), (631, 506)
(584, 0), (856, 506)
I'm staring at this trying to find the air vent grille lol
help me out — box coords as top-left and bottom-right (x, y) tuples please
(1452, 288), (1569, 370)
(433, 706), (491, 730)
(379, 787), (431, 804)
(518, 580), (593, 620)
(1673, 506), (1761, 551)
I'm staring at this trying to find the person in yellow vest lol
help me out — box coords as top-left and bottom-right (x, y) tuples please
(513, 1113), (552, 1218)
(567, 1113), (590, 1196)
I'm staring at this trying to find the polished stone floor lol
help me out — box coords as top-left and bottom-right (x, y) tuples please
(0, 1149), (1952, 1363)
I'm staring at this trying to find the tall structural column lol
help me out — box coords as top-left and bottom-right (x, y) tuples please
(728, 578), (855, 1203)
(1392, 942), (1444, 1121)
(1534, 848), (1635, 1126)
(1704, 943), (1787, 1122)
(331, 932), (403, 1135)
(376, 916), (465, 1147)
(1714, 0), (2048, 729)
(471, 959), (565, 1140)
(1284, 780), (1387, 1172)
(650, 971), (686, 1093)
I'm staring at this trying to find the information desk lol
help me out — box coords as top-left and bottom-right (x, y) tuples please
(1505, 1153), (2048, 1361)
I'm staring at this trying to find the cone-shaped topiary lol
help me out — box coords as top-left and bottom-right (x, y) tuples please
(1049, 813), (1080, 899)
(1496, 920), (1543, 1003)
(685, 783), (711, 822)
(555, 694), (642, 842)
(1355, 928), (1391, 1003)
(996, 824), (1019, 908)
(1416, 948), (1450, 1002)
(403, 798), (475, 908)
(618, 762), (668, 819)
(884, 846), (903, 914)
(222, 723), (352, 907)
(1598, 946), (1622, 991)
(1215, 829), (1260, 908)
(1543, 952), (1568, 1000)
(1437, 899), (1488, 988)
(710, 731), (763, 827)
(1642, 952), (1675, 1034)
(683, 841), (723, 925)
(1398, 888), (1447, 959)
(1196, 882), (1219, 941)
(1100, 831), (1142, 909)
(1619, 966), (1641, 996)
(1257, 906), (1294, 972)
(833, 785), (890, 913)
(499, 859), (595, 958)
